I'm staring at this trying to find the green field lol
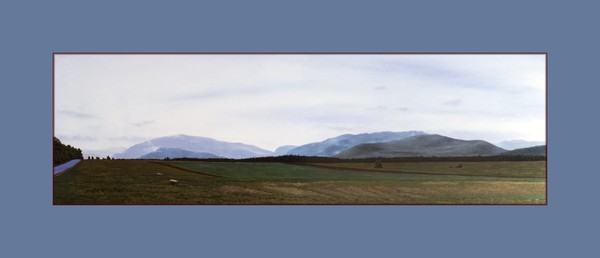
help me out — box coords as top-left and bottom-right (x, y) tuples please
(307, 161), (546, 178)
(54, 160), (546, 205)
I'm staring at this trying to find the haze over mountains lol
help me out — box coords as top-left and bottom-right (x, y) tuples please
(335, 134), (506, 158)
(285, 131), (425, 157)
(274, 145), (298, 156)
(496, 140), (546, 150)
(109, 131), (545, 159)
(113, 134), (273, 159)
(501, 145), (546, 156)
(83, 147), (127, 159)
(139, 147), (222, 159)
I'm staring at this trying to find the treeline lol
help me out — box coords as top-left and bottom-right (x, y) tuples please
(86, 156), (114, 160)
(53, 137), (83, 165)
(168, 154), (546, 163)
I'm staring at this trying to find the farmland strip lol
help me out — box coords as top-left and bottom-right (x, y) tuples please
(294, 163), (544, 179)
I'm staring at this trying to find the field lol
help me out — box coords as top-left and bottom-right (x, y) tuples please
(53, 160), (546, 205)
(306, 161), (546, 178)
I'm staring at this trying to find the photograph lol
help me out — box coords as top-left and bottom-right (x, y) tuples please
(7, 1), (600, 257)
(53, 53), (547, 205)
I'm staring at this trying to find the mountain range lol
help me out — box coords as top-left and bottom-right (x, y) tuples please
(501, 145), (546, 156)
(274, 145), (298, 156)
(110, 132), (545, 159)
(285, 131), (425, 156)
(335, 134), (507, 158)
(139, 147), (222, 159)
(113, 134), (273, 159)
(496, 140), (546, 150)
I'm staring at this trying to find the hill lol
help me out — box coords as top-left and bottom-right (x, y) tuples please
(335, 134), (506, 158)
(496, 140), (545, 150)
(113, 134), (273, 159)
(139, 147), (222, 159)
(286, 131), (426, 157)
(502, 145), (546, 156)
(274, 145), (298, 156)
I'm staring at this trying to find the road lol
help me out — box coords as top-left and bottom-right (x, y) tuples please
(53, 159), (81, 175)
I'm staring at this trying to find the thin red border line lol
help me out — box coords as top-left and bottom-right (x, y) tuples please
(546, 53), (549, 205)
(53, 52), (547, 55)
(52, 52), (549, 206)
(52, 53), (55, 205)
(55, 203), (547, 207)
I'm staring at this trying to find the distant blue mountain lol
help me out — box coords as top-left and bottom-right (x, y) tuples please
(274, 145), (298, 156)
(285, 131), (426, 157)
(335, 134), (506, 158)
(501, 145), (546, 156)
(114, 134), (273, 159)
(140, 147), (222, 159)
(496, 140), (546, 150)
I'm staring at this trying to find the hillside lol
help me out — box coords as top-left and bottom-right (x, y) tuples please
(502, 145), (546, 156)
(286, 131), (426, 156)
(335, 134), (506, 158)
(496, 140), (545, 150)
(113, 134), (273, 159)
(139, 147), (222, 159)
(274, 145), (298, 156)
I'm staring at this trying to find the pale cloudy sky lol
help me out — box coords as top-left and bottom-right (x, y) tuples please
(55, 54), (545, 153)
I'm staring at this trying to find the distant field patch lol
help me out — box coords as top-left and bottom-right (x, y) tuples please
(309, 161), (546, 178)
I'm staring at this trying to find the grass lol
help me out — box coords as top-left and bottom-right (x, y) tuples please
(53, 160), (546, 205)
(54, 160), (219, 204)
(306, 161), (546, 178)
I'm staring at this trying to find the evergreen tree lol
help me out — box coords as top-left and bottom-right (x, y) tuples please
(53, 137), (84, 165)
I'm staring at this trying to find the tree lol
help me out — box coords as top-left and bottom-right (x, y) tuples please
(53, 137), (83, 165)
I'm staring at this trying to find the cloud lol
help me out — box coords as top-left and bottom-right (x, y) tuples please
(133, 120), (155, 127)
(395, 106), (410, 112)
(56, 134), (97, 142)
(57, 109), (97, 119)
(368, 105), (389, 111)
(443, 99), (462, 107)
(107, 135), (149, 142)
(323, 125), (356, 132)
(373, 86), (387, 90)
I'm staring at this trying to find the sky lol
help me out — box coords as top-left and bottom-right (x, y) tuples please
(55, 54), (546, 155)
